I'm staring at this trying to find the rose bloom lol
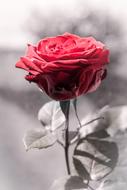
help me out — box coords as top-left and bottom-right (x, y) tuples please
(16, 33), (109, 100)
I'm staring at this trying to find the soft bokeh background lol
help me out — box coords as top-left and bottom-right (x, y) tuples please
(1, 0), (127, 189)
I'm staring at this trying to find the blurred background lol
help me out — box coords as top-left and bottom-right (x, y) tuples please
(1, 0), (127, 189)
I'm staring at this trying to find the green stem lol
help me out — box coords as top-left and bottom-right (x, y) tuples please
(60, 101), (71, 175)
(73, 98), (82, 129)
(81, 117), (104, 128)
(64, 102), (71, 175)
(65, 113), (71, 175)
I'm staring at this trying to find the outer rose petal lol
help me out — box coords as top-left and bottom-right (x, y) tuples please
(26, 44), (42, 60)
(15, 32), (110, 100)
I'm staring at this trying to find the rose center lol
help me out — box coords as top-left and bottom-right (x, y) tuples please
(49, 44), (63, 53)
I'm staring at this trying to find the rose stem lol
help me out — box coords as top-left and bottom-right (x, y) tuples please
(64, 101), (71, 175)
(60, 100), (71, 175)
(73, 98), (82, 128)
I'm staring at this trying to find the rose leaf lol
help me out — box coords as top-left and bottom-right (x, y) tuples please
(38, 100), (65, 131)
(49, 175), (87, 190)
(73, 135), (118, 181)
(23, 128), (57, 151)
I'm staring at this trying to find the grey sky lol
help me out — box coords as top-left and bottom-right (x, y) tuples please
(0, 0), (127, 48)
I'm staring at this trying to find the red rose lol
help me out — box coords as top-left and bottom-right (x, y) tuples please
(16, 33), (109, 100)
